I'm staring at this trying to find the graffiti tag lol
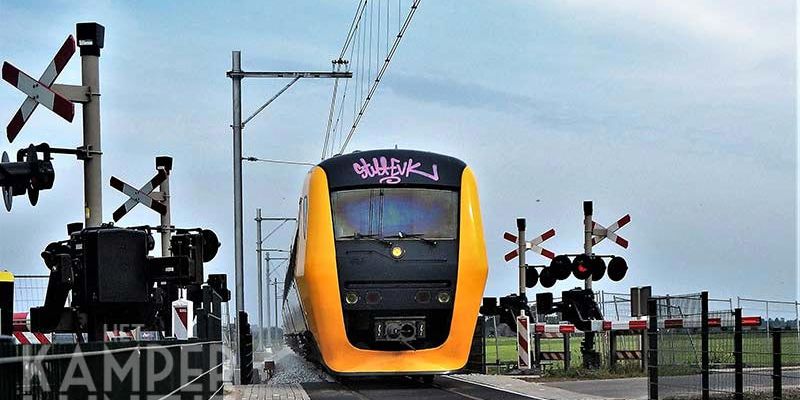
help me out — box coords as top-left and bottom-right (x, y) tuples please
(352, 157), (439, 184)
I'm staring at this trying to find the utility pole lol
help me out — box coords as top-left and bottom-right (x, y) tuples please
(583, 201), (593, 290)
(274, 278), (280, 346)
(264, 251), (271, 347)
(227, 52), (350, 383)
(76, 23), (104, 227)
(517, 218), (526, 296)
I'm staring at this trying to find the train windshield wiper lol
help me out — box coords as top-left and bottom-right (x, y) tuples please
(384, 231), (438, 246)
(339, 232), (392, 246)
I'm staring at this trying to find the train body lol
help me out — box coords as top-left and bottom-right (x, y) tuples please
(282, 149), (488, 376)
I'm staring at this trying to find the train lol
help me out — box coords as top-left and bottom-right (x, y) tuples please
(282, 149), (488, 379)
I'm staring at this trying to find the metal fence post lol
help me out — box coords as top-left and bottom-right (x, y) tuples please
(640, 329), (648, 372)
(534, 331), (541, 367)
(701, 291), (709, 400)
(648, 298), (658, 400)
(609, 330), (617, 369)
(773, 330), (782, 400)
(563, 332), (571, 371)
(734, 308), (743, 400)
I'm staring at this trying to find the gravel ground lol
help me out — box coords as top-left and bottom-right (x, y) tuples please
(264, 348), (327, 385)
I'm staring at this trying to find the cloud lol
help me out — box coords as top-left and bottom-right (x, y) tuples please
(552, 1), (794, 58)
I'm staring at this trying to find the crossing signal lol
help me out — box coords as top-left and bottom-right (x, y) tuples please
(572, 255), (591, 280)
(541, 254), (628, 284)
(590, 257), (606, 281)
(607, 256), (628, 281)
(538, 267), (557, 288)
(550, 255), (571, 280)
(0, 144), (55, 211)
(524, 265), (539, 288)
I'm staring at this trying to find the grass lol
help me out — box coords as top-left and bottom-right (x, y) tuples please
(484, 331), (800, 378)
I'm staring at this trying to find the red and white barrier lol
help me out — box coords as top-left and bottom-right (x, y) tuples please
(531, 315), (761, 335)
(517, 312), (530, 369)
(13, 331), (51, 345)
(172, 298), (194, 339)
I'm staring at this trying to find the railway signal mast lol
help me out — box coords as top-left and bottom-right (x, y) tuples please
(498, 202), (631, 369)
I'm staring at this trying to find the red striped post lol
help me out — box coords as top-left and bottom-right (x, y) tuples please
(517, 312), (530, 370)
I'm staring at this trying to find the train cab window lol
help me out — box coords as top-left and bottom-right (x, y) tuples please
(331, 188), (458, 240)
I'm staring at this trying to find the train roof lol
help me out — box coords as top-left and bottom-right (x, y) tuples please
(318, 149), (467, 190)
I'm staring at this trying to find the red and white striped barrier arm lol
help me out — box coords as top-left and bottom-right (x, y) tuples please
(4, 36), (75, 142)
(105, 331), (135, 342)
(12, 331), (51, 345)
(533, 323), (576, 337)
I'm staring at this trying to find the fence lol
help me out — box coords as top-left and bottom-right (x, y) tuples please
(648, 292), (799, 400)
(0, 285), (226, 399)
(12, 275), (57, 313)
(738, 297), (800, 331)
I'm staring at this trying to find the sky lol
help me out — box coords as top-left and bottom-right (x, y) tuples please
(0, 1), (797, 319)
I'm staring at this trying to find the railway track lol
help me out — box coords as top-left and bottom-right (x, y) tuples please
(301, 375), (544, 400)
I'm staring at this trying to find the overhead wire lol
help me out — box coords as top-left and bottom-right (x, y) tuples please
(339, 0), (421, 154)
(323, 0), (422, 157)
(261, 219), (290, 242)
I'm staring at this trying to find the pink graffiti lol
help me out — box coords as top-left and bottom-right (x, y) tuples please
(352, 157), (439, 184)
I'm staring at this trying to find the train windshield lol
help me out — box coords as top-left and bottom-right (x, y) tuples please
(331, 188), (458, 240)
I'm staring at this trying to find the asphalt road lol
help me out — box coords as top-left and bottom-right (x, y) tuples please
(303, 376), (542, 400)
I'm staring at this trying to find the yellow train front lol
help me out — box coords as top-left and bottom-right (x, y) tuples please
(282, 149), (488, 377)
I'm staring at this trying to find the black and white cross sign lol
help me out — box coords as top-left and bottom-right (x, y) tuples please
(110, 171), (167, 221)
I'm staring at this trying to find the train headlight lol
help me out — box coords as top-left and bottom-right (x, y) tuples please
(437, 291), (451, 304)
(345, 292), (359, 304)
(390, 246), (404, 259)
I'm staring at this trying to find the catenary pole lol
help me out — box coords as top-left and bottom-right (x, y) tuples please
(255, 208), (263, 352)
(230, 50), (244, 385)
(265, 252), (272, 347)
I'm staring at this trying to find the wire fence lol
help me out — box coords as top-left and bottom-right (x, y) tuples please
(12, 275), (60, 313)
(649, 292), (800, 400)
(738, 297), (800, 331)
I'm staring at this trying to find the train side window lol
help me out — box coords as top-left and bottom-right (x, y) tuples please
(301, 196), (309, 239)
